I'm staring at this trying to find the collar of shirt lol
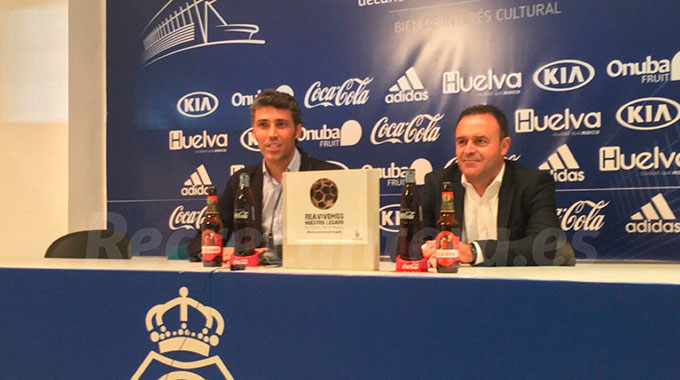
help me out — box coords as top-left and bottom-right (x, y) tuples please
(262, 147), (302, 182)
(460, 162), (506, 201)
(261, 148), (301, 245)
(460, 163), (505, 245)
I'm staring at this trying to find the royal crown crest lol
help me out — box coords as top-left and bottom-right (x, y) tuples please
(132, 287), (234, 379)
(145, 286), (224, 356)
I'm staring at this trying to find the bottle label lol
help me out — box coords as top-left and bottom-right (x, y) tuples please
(435, 230), (460, 266)
(399, 209), (416, 221)
(440, 191), (454, 212)
(205, 195), (219, 214)
(201, 230), (222, 258)
(239, 173), (250, 187)
(405, 169), (416, 184)
(234, 209), (250, 221)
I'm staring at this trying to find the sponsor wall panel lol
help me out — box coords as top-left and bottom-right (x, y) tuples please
(107, 0), (680, 260)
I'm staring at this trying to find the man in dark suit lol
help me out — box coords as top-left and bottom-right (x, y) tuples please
(189, 89), (339, 261)
(421, 104), (573, 266)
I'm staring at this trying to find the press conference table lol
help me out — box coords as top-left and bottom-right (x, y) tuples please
(1, 257), (679, 379)
(2, 256), (680, 283)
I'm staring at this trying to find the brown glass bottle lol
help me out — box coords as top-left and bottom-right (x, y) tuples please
(201, 186), (223, 267)
(436, 182), (461, 273)
(233, 173), (257, 260)
(397, 169), (423, 261)
(437, 182), (460, 234)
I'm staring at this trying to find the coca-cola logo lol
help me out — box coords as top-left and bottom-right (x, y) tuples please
(304, 77), (373, 108)
(232, 257), (249, 266)
(370, 113), (443, 145)
(400, 262), (421, 270)
(168, 205), (207, 230)
(556, 200), (609, 231)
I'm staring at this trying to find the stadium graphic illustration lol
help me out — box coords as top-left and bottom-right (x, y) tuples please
(141, 0), (265, 66)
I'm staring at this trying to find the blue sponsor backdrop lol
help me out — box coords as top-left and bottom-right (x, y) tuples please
(107, 0), (680, 260)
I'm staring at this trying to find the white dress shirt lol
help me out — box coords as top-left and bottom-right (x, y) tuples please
(461, 163), (505, 265)
(261, 148), (301, 245)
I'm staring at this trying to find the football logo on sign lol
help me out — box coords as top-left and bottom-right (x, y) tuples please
(132, 287), (234, 379)
(310, 178), (339, 210)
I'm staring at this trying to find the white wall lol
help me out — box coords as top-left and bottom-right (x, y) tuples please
(0, 0), (106, 258)
(68, 0), (106, 233)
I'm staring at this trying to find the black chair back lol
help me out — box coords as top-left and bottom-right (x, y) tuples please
(45, 230), (132, 259)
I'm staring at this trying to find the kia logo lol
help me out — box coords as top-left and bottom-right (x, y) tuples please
(615, 97), (680, 131)
(177, 91), (219, 118)
(533, 59), (595, 92)
(239, 127), (260, 152)
(379, 203), (401, 233)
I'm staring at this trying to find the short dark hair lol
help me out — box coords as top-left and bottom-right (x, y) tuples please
(250, 89), (303, 126)
(456, 104), (508, 139)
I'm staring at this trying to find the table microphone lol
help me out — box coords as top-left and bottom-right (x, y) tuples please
(259, 232), (282, 267)
(259, 189), (282, 267)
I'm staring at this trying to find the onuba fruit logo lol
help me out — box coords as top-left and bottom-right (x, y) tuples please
(310, 178), (339, 210)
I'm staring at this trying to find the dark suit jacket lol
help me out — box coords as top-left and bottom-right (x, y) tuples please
(188, 149), (340, 260)
(421, 160), (573, 266)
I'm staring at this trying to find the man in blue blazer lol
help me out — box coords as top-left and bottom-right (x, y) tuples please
(421, 104), (573, 266)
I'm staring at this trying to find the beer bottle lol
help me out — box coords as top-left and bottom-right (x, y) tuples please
(233, 173), (257, 260)
(397, 169), (423, 261)
(201, 186), (223, 267)
(436, 182), (461, 273)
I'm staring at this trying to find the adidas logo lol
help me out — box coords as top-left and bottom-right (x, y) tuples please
(390, 67), (424, 92)
(385, 66), (429, 104)
(538, 144), (585, 182)
(626, 193), (680, 233)
(181, 164), (213, 196)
